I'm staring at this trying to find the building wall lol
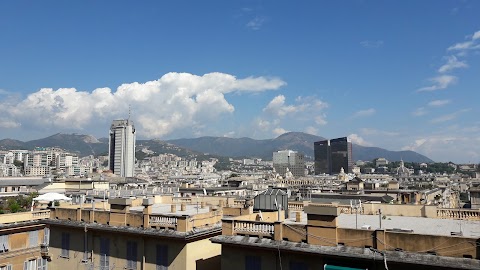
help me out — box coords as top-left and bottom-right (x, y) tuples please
(0, 224), (47, 270)
(109, 119), (136, 178)
(47, 224), (221, 270)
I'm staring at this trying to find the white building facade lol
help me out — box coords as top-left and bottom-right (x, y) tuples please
(108, 119), (136, 177)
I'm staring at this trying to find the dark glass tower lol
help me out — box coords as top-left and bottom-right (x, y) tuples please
(314, 140), (331, 175)
(330, 137), (353, 174)
(314, 137), (353, 175)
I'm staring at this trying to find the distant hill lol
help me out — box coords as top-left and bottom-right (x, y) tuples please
(0, 134), (212, 160)
(0, 132), (434, 163)
(168, 132), (433, 162)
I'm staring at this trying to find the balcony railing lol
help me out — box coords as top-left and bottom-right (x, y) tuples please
(437, 208), (480, 220)
(149, 215), (178, 228)
(234, 220), (274, 237)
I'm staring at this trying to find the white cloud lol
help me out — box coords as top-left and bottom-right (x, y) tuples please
(430, 109), (470, 124)
(448, 41), (474, 51)
(305, 126), (318, 135)
(348, 133), (371, 146)
(0, 118), (21, 128)
(402, 136), (480, 163)
(438, 56), (468, 73)
(314, 115), (327, 125)
(447, 29), (480, 52)
(0, 72), (286, 138)
(352, 108), (376, 118)
(427, 99), (451, 107)
(263, 95), (328, 118)
(360, 40), (384, 48)
(359, 128), (399, 136)
(417, 75), (457, 92)
(412, 107), (427, 117)
(263, 95), (299, 117)
(273, 127), (288, 136)
(257, 95), (329, 138)
(473, 31), (480, 40)
(246, 16), (266, 30)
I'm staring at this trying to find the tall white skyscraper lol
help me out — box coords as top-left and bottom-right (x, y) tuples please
(108, 119), (136, 177)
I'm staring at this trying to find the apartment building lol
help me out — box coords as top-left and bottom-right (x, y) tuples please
(0, 211), (51, 270)
(42, 196), (231, 270)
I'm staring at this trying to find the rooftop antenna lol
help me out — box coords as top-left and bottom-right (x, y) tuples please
(128, 104), (131, 121)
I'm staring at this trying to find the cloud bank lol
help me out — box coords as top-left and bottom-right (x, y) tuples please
(0, 72), (286, 138)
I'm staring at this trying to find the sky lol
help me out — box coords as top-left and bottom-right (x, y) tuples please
(0, 1), (479, 163)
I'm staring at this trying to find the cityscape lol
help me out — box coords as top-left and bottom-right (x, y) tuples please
(1, 1), (480, 270)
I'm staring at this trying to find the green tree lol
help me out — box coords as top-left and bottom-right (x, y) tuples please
(7, 198), (21, 213)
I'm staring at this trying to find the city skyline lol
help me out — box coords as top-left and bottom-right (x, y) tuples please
(0, 1), (479, 163)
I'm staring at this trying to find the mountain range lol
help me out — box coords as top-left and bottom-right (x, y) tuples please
(0, 132), (433, 163)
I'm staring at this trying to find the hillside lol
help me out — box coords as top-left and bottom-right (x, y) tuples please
(168, 132), (433, 162)
(0, 132), (434, 163)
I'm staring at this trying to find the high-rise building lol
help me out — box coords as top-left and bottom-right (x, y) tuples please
(272, 150), (305, 178)
(109, 119), (136, 177)
(314, 137), (353, 175)
(313, 140), (330, 175)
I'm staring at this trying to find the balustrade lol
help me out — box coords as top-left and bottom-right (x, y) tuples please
(234, 221), (274, 236)
(149, 215), (178, 227)
(437, 209), (480, 220)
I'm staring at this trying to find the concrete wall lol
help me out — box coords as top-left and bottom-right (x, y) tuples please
(362, 203), (437, 218)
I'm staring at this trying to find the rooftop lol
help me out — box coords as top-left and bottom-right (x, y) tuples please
(285, 212), (480, 237)
(211, 235), (480, 270)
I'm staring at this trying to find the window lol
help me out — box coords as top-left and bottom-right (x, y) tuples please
(61, 233), (70, 258)
(245, 255), (261, 270)
(23, 259), (36, 270)
(156, 245), (168, 270)
(289, 261), (308, 270)
(43, 228), (50, 246)
(0, 235), (9, 252)
(100, 238), (109, 270)
(37, 258), (47, 270)
(0, 265), (12, 270)
(126, 241), (137, 270)
(29, 231), (39, 248)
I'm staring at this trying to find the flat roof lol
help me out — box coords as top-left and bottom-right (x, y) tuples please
(211, 235), (480, 270)
(42, 219), (221, 240)
(285, 212), (480, 237)
(129, 203), (213, 216)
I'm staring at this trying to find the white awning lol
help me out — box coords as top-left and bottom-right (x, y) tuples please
(33, 192), (72, 202)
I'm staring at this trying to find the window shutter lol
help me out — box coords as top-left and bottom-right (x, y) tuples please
(156, 245), (168, 270)
(43, 228), (50, 246)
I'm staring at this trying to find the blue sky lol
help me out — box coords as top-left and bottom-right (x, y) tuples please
(0, 1), (479, 163)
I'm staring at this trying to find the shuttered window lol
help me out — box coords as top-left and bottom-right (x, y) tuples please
(43, 228), (50, 246)
(0, 235), (9, 252)
(126, 241), (137, 270)
(29, 231), (39, 247)
(37, 258), (47, 270)
(23, 259), (36, 270)
(100, 238), (110, 270)
(61, 233), (70, 258)
(245, 255), (261, 270)
(156, 245), (168, 270)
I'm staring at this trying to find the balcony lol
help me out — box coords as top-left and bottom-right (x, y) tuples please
(436, 208), (480, 220)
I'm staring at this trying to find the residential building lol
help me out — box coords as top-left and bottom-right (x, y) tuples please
(44, 196), (226, 270)
(0, 210), (51, 270)
(108, 119), (136, 177)
(212, 204), (480, 270)
(272, 150), (305, 178)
